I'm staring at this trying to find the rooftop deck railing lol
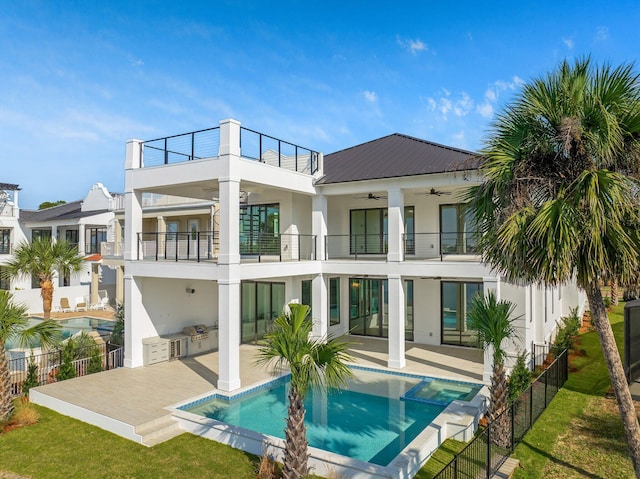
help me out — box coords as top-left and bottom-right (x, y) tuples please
(139, 125), (319, 175)
(325, 234), (389, 260)
(404, 232), (480, 261)
(240, 233), (316, 262)
(101, 241), (123, 258)
(240, 127), (319, 174)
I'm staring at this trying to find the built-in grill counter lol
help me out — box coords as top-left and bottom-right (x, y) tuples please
(142, 322), (219, 366)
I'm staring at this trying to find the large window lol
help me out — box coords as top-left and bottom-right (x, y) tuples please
(241, 281), (285, 343)
(329, 278), (340, 326)
(0, 229), (10, 254)
(65, 229), (79, 247)
(87, 227), (107, 254)
(240, 204), (280, 255)
(441, 281), (483, 347)
(349, 278), (413, 340)
(350, 206), (414, 255)
(32, 229), (51, 241)
(301, 280), (312, 313)
(440, 204), (477, 254)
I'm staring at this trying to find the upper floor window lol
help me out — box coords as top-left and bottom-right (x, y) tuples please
(349, 206), (414, 255)
(86, 227), (107, 254)
(32, 229), (52, 241)
(0, 267), (9, 290)
(65, 229), (79, 247)
(439, 204), (478, 254)
(0, 229), (10, 254)
(240, 204), (280, 255)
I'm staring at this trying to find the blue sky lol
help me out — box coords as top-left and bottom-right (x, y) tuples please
(2, 1), (639, 209)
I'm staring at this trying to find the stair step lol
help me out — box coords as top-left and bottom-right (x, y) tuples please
(135, 415), (183, 446)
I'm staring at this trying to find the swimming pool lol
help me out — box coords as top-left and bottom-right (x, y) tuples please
(178, 367), (482, 467)
(5, 316), (115, 350)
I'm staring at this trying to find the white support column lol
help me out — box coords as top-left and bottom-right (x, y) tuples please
(78, 223), (85, 255)
(483, 276), (500, 300)
(218, 278), (241, 391)
(217, 119), (242, 392)
(311, 274), (328, 339)
(312, 194), (327, 260)
(115, 266), (124, 304)
(90, 263), (99, 305)
(387, 188), (404, 262)
(124, 274), (144, 368)
(387, 274), (406, 369)
(124, 139), (144, 261)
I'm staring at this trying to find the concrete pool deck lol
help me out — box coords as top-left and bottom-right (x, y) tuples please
(30, 337), (484, 451)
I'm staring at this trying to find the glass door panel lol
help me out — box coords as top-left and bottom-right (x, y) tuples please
(350, 210), (365, 254)
(241, 282), (256, 343)
(365, 209), (382, 253)
(271, 283), (285, 320)
(440, 206), (458, 253)
(256, 283), (271, 339)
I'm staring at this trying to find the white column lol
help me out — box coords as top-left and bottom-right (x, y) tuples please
(312, 194), (327, 260)
(387, 274), (406, 369)
(115, 266), (124, 304)
(218, 277), (241, 391)
(483, 276), (500, 299)
(124, 139), (144, 261)
(217, 119), (242, 392)
(90, 263), (99, 305)
(387, 188), (404, 262)
(78, 223), (85, 255)
(311, 274), (328, 339)
(124, 274), (144, 368)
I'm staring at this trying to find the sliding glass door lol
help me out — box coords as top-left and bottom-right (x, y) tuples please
(441, 281), (483, 346)
(440, 204), (477, 254)
(241, 281), (285, 343)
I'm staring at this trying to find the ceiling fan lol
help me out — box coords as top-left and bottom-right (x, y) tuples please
(429, 188), (451, 196)
(353, 193), (387, 200)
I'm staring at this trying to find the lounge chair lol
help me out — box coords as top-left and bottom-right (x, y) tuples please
(89, 296), (109, 310)
(59, 297), (72, 313)
(74, 296), (88, 312)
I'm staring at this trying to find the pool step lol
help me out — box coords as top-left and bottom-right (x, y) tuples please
(136, 415), (183, 447)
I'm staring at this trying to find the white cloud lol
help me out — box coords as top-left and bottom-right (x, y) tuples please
(595, 26), (609, 42)
(477, 102), (494, 118)
(397, 36), (428, 55)
(453, 92), (473, 117)
(562, 37), (574, 49)
(363, 90), (377, 103)
(485, 88), (496, 102)
(452, 130), (465, 141)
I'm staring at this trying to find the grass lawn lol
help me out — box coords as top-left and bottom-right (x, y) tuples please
(419, 303), (635, 479)
(0, 406), (262, 479)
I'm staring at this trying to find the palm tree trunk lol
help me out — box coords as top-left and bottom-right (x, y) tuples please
(41, 279), (53, 321)
(283, 385), (308, 479)
(611, 279), (619, 306)
(585, 282), (640, 477)
(0, 340), (15, 421)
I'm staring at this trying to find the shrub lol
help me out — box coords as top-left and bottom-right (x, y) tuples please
(11, 401), (40, 427)
(56, 341), (77, 381)
(509, 351), (532, 402)
(21, 355), (39, 397)
(551, 307), (581, 356)
(87, 345), (103, 374)
(603, 296), (612, 309)
(110, 301), (124, 346)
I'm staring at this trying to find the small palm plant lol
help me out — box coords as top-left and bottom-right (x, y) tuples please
(0, 291), (62, 421)
(4, 238), (85, 320)
(255, 304), (353, 479)
(467, 290), (520, 447)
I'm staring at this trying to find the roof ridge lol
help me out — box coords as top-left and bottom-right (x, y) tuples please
(390, 133), (478, 156)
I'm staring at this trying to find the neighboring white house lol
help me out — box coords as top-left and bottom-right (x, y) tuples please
(0, 182), (116, 313)
(122, 119), (585, 388)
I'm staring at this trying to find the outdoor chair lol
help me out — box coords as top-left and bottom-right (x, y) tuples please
(74, 296), (88, 312)
(90, 296), (109, 310)
(59, 297), (73, 313)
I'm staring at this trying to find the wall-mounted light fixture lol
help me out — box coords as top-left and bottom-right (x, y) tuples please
(186, 288), (195, 294)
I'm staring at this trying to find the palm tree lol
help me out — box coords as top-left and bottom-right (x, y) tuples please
(4, 238), (85, 320)
(467, 291), (519, 422)
(0, 290), (62, 421)
(255, 304), (353, 478)
(468, 58), (640, 475)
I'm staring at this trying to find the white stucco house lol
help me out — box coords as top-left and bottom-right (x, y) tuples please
(0, 182), (116, 313)
(122, 119), (585, 388)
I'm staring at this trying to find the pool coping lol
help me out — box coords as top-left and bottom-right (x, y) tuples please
(168, 365), (489, 479)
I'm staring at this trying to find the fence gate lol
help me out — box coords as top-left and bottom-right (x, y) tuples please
(624, 300), (640, 382)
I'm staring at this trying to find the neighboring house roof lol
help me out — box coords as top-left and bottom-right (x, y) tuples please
(317, 133), (480, 184)
(20, 201), (109, 223)
(0, 182), (20, 190)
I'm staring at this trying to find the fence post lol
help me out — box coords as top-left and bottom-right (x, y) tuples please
(544, 367), (548, 408)
(453, 454), (458, 479)
(511, 401), (516, 451)
(486, 421), (491, 479)
(529, 384), (533, 430)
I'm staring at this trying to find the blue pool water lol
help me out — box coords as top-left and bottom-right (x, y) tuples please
(181, 368), (481, 466)
(5, 316), (115, 350)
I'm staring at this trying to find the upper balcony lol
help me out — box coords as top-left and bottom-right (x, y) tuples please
(139, 125), (320, 176)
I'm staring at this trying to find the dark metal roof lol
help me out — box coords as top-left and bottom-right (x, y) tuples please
(0, 182), (20, 190)
(20, 201), (110, 223)
(317, 133), (480, 185)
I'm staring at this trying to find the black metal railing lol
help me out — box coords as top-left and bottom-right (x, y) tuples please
(138, 231), (218, 262)
(403, 232), (479, 260)
(7, 343), (124, 397)
(325, 234), (389, 260)
(240, 233), (316, 262)
(434, 349), (568, 479)
(85, 242), (102, 255)
(142, 127), (221, 167)
(240, 127), (319, 174)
